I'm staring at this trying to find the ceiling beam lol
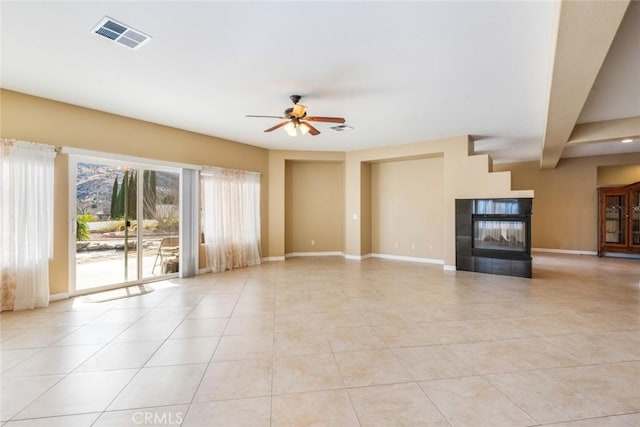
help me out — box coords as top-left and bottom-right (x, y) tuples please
(540, 0), (630, 169)
(567, 116), (640, 145)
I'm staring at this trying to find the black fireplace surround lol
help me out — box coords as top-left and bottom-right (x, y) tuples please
(456, 198), (532, 278)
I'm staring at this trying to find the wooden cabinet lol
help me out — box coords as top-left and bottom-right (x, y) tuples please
(598, 181), (640, 256)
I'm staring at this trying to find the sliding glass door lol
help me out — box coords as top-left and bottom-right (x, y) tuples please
(141, 169), (180, 279)
(71, 156), (180, 294)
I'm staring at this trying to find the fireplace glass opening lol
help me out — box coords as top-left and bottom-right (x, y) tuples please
(473, 220), (526, 252)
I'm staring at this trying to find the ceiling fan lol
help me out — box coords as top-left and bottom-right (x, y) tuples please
(246, 95), (345, 136)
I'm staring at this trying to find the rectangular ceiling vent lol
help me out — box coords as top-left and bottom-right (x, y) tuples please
(330, 124), (353, 132)
(92, 16), (151, 50)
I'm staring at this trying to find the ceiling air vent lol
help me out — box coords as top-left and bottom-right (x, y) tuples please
(330, 124), (353, 132)
(92, 16), (151, 49)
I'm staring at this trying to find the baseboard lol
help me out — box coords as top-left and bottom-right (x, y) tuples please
(370, 253), (444, 265)
(49, 292), (69, 302)
(285, 251), (344, 258)
(532, 248), (597, 256)
(264, 253), (453, 271)
(198, 268), (211, 275)
(343, 254), (372, 261)
(600, 252), (640, 260)
(262, 256), (285, 262)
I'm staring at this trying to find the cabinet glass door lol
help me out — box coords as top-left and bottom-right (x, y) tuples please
(631, 190), (640, 247)
(604, 194), (626, 245)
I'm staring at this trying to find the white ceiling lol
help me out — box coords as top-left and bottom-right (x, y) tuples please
(1, 1), (638, 163)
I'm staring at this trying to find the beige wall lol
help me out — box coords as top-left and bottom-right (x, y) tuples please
(284, 161), (344, 253)
(495, 153), (640, 251)
(1, 89), (269, 294)
(360, 163), (372, 255)
(268, 150), (345, 258)
(371, 157), (444, 259)
(597, 163), (640, 186)
(345, 136), (532, 266)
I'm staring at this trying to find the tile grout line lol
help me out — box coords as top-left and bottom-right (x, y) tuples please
(89, 288), (206, 425)
(181, 272), (252, 425)
(4, 300), (168, 422)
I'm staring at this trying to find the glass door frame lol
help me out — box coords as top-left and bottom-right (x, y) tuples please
(68, 154), (182, 296)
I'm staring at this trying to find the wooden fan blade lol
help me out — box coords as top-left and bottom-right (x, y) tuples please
(246, 115), (288, 119)
(301, 121), (320, 136)
(264, 121), (290, 132)
(305, 116), (346, 124)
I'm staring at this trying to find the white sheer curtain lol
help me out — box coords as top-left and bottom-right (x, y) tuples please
(201, 167), (261, 273)
(1, 139), (56, 311)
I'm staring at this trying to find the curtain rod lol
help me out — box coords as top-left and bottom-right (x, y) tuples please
(1, 138), (58, 153)
(203, 165), (261, 176)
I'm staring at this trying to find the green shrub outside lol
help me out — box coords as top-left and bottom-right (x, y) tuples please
(76, 217), (91, 241)
(77, 213), (98, 223)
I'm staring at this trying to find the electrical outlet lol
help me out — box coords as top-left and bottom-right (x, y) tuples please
(394, 242), (399, 249)
(311, 240), (316, 246)
(411, 243), (416, 250)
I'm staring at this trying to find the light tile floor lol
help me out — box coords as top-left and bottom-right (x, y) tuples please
(1, 253), (639, 426)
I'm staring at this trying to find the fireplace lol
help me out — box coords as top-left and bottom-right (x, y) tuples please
(456, 198), (532, 277)
(473, 219), (528, 254)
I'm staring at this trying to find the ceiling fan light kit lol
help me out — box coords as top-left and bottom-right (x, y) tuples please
(247, 95), (346, 137)
(284, 121), (310, 137)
